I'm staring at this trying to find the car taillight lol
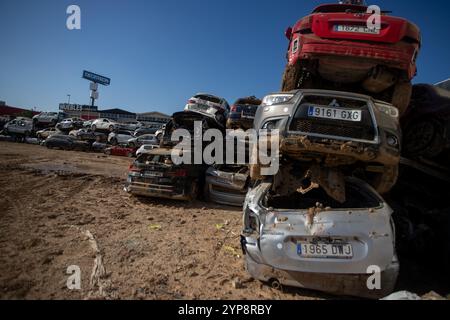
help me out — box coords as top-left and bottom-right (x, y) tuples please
(188, 99), (196, 104)
(129, 164), (141, 172)
(169, 169), (187, 177)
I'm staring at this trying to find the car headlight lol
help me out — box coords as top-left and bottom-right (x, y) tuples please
(376, 103), (399, 118)
(262, 94), (294, 107)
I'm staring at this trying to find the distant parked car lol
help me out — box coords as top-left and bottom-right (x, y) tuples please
(3, 118), (34, 136)
(226, 96), (262, 130)
(44, 135), (91, 151)
(127, 134), (158, 148)
(36, 127), (59, 140)
(92, 141), (108, 152)
(135, 144), (159, 157)
(118, 121), (142, 132)
(134, 127), (157, 137)
(91, 118), (118, 132)
(205, 164), (250, 207)
(108, 130), (134, 145)
(33, 112), (67, 127)
(184, 93), (230, 126)
(104, 146), (136, 157)
(56, 118), (84, 131)
(69, 128), (97, 141)
(83, 120), (93, 128)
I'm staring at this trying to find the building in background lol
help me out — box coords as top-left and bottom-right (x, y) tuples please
(0, 103), (40, 119)
(136, 111), (171, 128)
(99, 108), (136, 123)
(435, 79), (450, 91)
(59, 103), (99, 120)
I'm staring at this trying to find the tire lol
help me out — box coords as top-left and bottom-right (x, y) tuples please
(188, 180), (199, 201)
(370, 165), (399, 195)
(111, 138), (118, 146)
(91, 124), (97, 132)
(109, 125), (114, 132)
(391, 81), (412, 116)
(403, 119), (445, 158)
(281, 64), (300, 92)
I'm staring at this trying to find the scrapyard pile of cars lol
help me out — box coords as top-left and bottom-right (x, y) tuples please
(124, 1), (449, 299)
(1, 0), (448, 299)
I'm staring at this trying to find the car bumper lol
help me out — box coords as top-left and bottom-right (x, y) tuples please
(295, 34), (417, 72)
(244, 254), (399, 299)
(125, 181), (191, 201)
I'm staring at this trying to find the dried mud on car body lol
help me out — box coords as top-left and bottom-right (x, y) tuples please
(0, 142), (329, 299)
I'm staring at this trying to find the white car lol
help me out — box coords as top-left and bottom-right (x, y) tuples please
(91, 118), (118, 132)
(108, 130), (134, 145)
(56, 118), (84, 130)
(36, 127), (59, 140)
(135, 144), (159, 157)
(127, 134), (159, 148)
(184, 93), (230, 125)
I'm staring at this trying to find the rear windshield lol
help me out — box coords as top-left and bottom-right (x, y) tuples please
(136, 153), (173, 164)
(195, 95), (222, 104)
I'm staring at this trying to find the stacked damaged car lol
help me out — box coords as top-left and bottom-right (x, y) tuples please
(242, 89), (401, 298)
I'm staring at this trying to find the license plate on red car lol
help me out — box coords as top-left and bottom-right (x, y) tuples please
(335, 25), (380, 35)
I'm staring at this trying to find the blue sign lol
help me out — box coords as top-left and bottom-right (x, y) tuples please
(82, 70), (111, 86)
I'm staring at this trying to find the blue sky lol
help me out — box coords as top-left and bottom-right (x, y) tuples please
(0, 0), (449, 115)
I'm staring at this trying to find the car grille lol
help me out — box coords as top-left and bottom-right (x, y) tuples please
(292, 119), (375, 141)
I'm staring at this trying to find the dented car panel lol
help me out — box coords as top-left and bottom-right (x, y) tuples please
(241, 178), (399, 298)
(205, 165), (249, 207)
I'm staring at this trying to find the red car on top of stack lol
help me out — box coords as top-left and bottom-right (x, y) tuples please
(282, 0), (421, 115)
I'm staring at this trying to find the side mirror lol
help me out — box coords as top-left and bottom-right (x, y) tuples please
(285, 27), (293, 40)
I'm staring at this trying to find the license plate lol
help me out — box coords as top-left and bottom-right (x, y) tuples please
(143, 171), (164, 178)
(241, 112), (254, 119)
(297, 242), (353, 259)
(335, 25), (380, 35)
(308, 106), (362, 122)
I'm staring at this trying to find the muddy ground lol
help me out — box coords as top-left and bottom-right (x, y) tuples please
(0, 142), (447, 300)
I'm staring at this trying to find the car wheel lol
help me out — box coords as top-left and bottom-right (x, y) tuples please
(281, 63), (301, 92)
(91, 124), (97, 131)
(370, 165), (399, 195)
(109, 125), (114, 132)
(188, 180), (198, 201)
(391, 80), (412, 116)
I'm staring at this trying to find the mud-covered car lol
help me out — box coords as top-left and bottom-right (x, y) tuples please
(56, 118), (84, 131)
(33, 112), (67, 127)
(204, 165), (250, 207)
(3, 118), (34, 137)
(69, 128), (97, 141)
(124, 148), (204, 201)
(44, 134), (91, 151)
(184, 93), (230, 126)
(252, 89), (401, 194)
(36, 127), (59, 140)
(281, 1), (421, 114)
(226, 96), (262, 130)
(241, 175), (399, 299)
(160, 111), (225, 148)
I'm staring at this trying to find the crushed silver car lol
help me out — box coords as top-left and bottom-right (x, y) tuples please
(241, 174), (399, 299)
(204, 164), (250, 207)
